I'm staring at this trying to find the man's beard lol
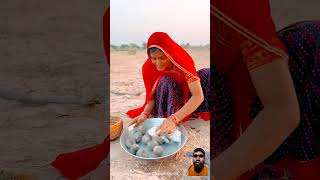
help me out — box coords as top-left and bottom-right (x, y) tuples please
(194, 163), (204, 173)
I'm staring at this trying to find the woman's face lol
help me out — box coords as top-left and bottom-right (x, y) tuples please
(149, 49), (173, 71)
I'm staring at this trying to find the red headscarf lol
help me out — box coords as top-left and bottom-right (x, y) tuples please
(126, 32), (199, 119)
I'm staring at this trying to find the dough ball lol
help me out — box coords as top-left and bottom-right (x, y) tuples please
(125, 137), (136, 149)
(153, 146), (164, 157)
(137, 126), (146, 135)
(136, 148), (149, 158)
(129, 144), (140, 155)
(147, 140), (159, 151)
(142, 134), (152, 145)
(133, 131), (143, 143)
(152, 135), (165, 145)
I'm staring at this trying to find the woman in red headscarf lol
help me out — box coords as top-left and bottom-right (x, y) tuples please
(126, 32), (210, 135)
(211, 0), (320, 179)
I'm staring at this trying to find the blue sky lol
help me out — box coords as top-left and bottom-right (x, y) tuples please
(111, 0), (210, 46)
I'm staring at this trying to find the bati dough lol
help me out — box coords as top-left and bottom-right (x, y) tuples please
(147, 140), (159, 151)
(153, 145), (164, 157)
(136, 148), (149, 158)
(133, 131), (143, 143)
(142, 134), (152, 145)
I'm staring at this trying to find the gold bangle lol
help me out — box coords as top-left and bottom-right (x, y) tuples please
(170, 114), (179, 125)
(142, 111), (149, 118)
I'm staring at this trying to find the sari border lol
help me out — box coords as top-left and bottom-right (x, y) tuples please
(210, 5), (289, 61)
(150, 77), (160, 98)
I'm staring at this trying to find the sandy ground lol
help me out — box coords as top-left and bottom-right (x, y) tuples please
(0, 1), (108, 180)
(110, 49), (210, 180)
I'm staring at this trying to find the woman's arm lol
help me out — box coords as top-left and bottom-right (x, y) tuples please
(143, 99), (155, 115)
(157, 79), (204, 134)
(213, 59), (300, 179)
(174, 79), (204, 121)
(128, 99), (155, 127)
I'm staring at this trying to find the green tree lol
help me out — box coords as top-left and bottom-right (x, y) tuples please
(120, 44), (129, 51)
(129, 43), (140, 49)
(110, 44), (118, 51)
(142, 42), (147, 49)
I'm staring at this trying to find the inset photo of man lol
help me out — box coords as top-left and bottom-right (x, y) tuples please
(188, 148), (208, 176)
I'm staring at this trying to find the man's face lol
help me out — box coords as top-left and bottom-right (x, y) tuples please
(193, 151), (205, 167)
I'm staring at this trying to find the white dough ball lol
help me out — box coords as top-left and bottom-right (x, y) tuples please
(142, 134), (152, 144)
(133, 131), (143, 143)
(153, 145), (164, 157)
(125, 137), (136, 149)
(129, 144), (140, 155)
(136, 148), (149, 158)
(152, 135), (165, 145)
(147, 140), (159, 151)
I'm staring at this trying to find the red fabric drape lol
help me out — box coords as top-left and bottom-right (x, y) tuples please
(52, 137), (109, 180)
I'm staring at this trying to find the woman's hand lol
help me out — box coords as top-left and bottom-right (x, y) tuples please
(156, 116), (177, 135)
(128, 113), (148, 127)
(128, 100), (155, 127)
(154, 79), (204, 135)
